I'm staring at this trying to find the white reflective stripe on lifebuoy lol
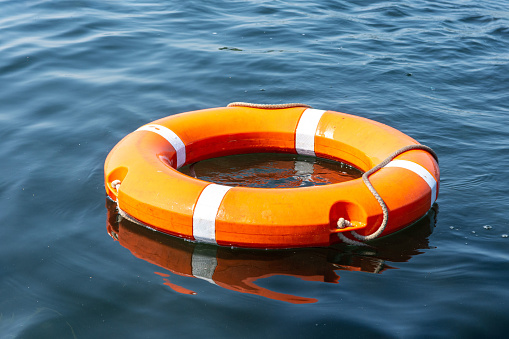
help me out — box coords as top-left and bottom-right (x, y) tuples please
(385, 159), (437, 208)
(136, 124), (186, 168)
(295, 109), (326, 156)
(193, 184), (232, 244)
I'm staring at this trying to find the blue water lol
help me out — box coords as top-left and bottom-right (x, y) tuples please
(1, 0), (509, 337)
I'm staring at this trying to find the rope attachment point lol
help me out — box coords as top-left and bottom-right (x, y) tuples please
(337, 144), (438, 246)
(337, 218), (369, 246)
(111, 180), (121, 191)
(337, 218), (353, 229)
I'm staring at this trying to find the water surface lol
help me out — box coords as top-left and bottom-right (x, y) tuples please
(1, 0), (509, 338)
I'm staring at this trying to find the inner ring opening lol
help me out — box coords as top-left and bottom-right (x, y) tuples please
(179, 153), (363, 188)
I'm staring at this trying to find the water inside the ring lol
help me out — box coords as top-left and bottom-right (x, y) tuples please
(179, 153), (363, 188)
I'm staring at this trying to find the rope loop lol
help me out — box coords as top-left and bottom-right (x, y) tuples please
(338, 144), (438, 246)
(227, 102), (312, 109)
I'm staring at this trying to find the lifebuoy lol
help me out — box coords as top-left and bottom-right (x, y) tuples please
(104, 103), (439, 248)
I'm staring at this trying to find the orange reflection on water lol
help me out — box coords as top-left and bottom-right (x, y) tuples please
(106, 199), (438, 304)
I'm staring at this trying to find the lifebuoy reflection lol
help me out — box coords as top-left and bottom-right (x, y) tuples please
(106, 199), (438, 304)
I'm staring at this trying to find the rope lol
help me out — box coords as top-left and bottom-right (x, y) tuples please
(337, 144), (438, 246)
(111, 180), (121, 191)
(337, 218), (366, 246)
(227, 102), (312, 109)
(187, 102), (311, 180)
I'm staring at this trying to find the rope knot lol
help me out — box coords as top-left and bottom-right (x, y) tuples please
(337, 217), (353, 229)
(111, 180), (121, 191)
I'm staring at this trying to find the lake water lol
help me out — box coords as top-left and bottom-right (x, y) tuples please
(1, 0), (508, 338)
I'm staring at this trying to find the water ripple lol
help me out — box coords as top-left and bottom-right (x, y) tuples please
(1, 0), (509, 337)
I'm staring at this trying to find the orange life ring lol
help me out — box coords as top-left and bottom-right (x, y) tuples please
(104, 104), (439, 248)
